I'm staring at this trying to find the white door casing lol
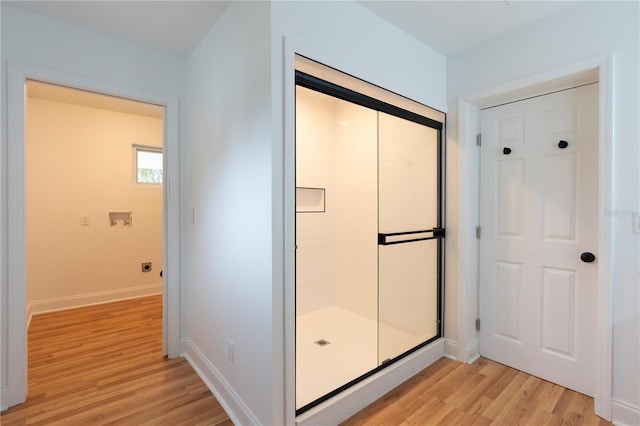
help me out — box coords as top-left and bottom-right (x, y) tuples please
(4, 62), (181, 409)
(479, 84), (599, 396)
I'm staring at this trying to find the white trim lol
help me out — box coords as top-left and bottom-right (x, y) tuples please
(443, 337), (479, 364)
(27, 283), (162, 316)
(180, 338), (260, 426)
(0, 387), (8, 412)
(4, 61), (181, 409)
(283, 37), (298, 426)
(455, 99), (481, 365)
(457, 55), (614, 421)
(163, 97), (181, 359)
(463, 57), (607, 107)
(26, 304), (33, 331)
(612, 399), (640, 426)
(296, 339), (444, 426)
(595, 56), (614, 421)
(443, 338), (459, 360)
(466, 341), (480, 364)
(7, 62), (28, 409)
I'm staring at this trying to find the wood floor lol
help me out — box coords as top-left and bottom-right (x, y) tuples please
(1, 296), (610, 425)
(0, 295), (232, 425)
(342, 357), (611, 426)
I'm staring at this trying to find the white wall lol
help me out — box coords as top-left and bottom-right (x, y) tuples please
(183, 1), (447, 423)
(1, 3), (185, 410)
(271, 2), (446, 113)
(26, 97), (163, 311)
(182, 2), (274, 424)
(446, 2), (639, 423)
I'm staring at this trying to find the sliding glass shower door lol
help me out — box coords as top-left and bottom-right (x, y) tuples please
(295, 85), (379, 411)
(378, 113), (441, 363)
(294, 56), (444, 415)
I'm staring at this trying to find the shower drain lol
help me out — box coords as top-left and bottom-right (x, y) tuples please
(314, 339), (330, 347)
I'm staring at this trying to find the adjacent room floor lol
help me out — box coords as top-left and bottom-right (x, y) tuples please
(0, 295), (231, 425)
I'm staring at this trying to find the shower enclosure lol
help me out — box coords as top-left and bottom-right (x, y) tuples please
(295, 58), (444, 413)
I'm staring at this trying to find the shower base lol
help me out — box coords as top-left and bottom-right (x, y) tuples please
(296, 305), (425, 410)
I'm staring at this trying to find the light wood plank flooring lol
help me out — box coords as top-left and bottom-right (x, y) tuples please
(1, 296), (611, 425)
(341, 356), (611, 426)
(0, 295), (232, 425)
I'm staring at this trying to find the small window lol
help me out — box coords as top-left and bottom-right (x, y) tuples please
(134, 145), (163, 184)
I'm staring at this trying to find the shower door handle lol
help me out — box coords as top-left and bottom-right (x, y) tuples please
(378, 228), (444, 246)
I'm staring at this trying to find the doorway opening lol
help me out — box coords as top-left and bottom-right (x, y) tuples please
(24, 79), (164, 397)
(5, 62), (181, 410)
(294, 56), (446, 414)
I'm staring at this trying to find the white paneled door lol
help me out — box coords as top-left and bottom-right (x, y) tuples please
(479, 84), (599, 396)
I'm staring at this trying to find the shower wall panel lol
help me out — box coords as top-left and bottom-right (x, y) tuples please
(296, 87), (337, 315)
(334, 101), (378, 321)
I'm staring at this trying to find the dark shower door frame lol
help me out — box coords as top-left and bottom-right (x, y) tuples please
(295, 69), (445, 415)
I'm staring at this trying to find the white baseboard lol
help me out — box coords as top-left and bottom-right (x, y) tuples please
(27, 283), (162, 317)
(612, 398), (640, 426)
(444, 337), (479, 364)
(27, 303), (33, 330)
(296, 338), (445, 425)
(181, 338), (260, 426)
(444, 338), (459, 360)
(1, 385), (8, 411)
(466, 339), (480, 363)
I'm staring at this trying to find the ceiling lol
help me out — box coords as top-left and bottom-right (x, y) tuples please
(358, 1), (582, 56)
(5, 1), (230, 57)
(5, 0), (581, 57)
(28, 81), (164, 118)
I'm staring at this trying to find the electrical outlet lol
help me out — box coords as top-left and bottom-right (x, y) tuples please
(141, 262), (152, 272)
(227, 340), (234, 363)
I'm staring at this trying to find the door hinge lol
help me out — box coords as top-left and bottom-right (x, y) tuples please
(475, 318), (481, 331)
(476, 133), (482, 146)
(476, 226), (481, 239)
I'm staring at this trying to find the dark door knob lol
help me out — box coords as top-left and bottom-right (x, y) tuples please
(558, 140), (569, 149)
(581, 252), (596, 263)
(503, 147), (512, 155)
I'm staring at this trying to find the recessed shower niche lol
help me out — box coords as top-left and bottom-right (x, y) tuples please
(295, 56), (445, 414)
